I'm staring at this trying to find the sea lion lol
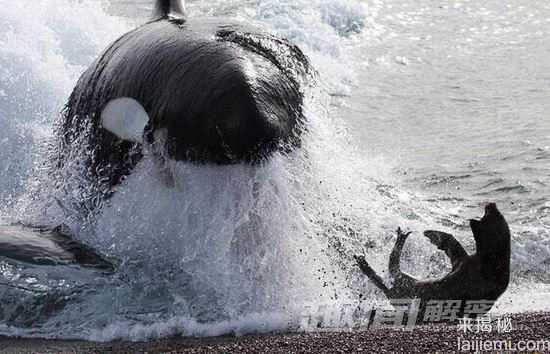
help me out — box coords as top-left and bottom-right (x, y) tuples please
(355, 203), (511, 323)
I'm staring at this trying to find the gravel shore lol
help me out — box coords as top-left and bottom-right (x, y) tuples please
(1, 312), (549, 353)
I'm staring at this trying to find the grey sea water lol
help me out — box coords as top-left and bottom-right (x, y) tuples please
(0, 0), (547, 340)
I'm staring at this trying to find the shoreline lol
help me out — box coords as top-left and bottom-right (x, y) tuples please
(1, 312), (549, 353)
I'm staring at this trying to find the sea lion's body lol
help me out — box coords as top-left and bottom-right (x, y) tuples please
(356, 203), (511, 323)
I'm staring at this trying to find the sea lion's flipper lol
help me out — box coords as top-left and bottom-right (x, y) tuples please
(388, 228), (411, 279)
(423, 230), (467, 270)
(354, 255), (390, 297)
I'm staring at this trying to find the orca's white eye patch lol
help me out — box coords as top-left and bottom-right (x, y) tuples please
(101, 97), (150, 143)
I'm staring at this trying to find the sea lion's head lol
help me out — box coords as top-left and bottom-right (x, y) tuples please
(470, 203), (511, 251)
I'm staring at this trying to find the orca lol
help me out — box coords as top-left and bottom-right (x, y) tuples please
(55, 0), (313, 198)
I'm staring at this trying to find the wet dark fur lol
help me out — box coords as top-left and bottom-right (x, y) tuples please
(355, 203), (511, 322)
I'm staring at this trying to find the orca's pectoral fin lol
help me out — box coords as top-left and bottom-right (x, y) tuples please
(0, 224), (115, 273)
(423, 230), (468, 270)
(49, 225), (116, 272)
